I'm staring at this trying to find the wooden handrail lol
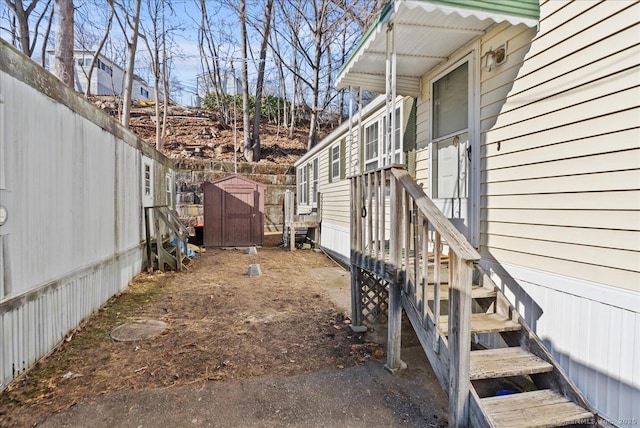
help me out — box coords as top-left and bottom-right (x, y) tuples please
(350, 165), (478, 426)
(390, 168), (479, 262)
(144, 205), (190, 272)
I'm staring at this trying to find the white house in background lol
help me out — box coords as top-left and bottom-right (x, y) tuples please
(196, 70), (242, 98)
(297, 0), (639, 425)
(51, 50), (153, 101)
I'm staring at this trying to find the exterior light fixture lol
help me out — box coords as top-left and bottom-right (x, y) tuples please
(483, 42), (507, 71)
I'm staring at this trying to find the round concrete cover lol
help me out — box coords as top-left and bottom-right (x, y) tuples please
(110, 319), (167, 342)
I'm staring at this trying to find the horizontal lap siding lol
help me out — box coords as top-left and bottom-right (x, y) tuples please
(480, 0), (640, 293)
(317, 135), (351, 229)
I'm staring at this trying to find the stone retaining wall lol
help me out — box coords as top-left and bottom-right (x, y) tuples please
(174, 158), (296, 235)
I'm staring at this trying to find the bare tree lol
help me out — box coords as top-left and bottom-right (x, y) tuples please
(197, 0), (232, 128)
(248, 0), (274, 161)
(53, 0), (73, 87)
(239, 0), (251, 160)
(110, 0), (142, 127)
(38, 0), (53, 67)
(75, 5), (114, 96)
(3, 0), (46, 56)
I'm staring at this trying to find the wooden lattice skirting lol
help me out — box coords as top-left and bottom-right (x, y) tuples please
(357, 268), (389, 324)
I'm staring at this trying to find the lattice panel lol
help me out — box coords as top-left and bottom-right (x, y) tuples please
(358, 268), (389, 324)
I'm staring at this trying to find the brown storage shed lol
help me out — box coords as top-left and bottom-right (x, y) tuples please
(202, 175), (266, 247)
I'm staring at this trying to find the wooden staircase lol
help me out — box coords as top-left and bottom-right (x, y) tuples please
(349, 167), (599, 427)
(144, 206), (192, 272)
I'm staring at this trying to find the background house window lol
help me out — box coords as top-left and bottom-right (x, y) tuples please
(165, 173), (172, 206)
(331, 144), (341, 179)
(141, 88), (149, 98)
(311, 158), (318, 207)
(364, 122), (379, 171)
(298, 164), (308, 205)
(144, 164), (151, 196)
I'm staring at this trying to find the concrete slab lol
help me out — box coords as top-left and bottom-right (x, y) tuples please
(39, 357), (448, 428)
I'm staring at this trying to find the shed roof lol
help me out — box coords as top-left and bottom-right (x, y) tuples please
(336, 0), (539, 97)
(202, 174), (267, 189)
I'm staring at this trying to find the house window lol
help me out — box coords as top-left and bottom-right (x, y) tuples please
(165, 173), (172, 206)
(364, 122), (379, 171)
(144, 164), (151, 196)
(311, 158), (319, 207)
(298, 164), (308, 205)
(331, 144), (341, 180)
(383, 108), (402, 165)
(141, 88), (149, 98)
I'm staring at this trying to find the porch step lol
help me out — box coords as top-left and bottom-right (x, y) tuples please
(469, 347), (554, 380)
(438, 313), (521, 336)
(427, 284), (496, 300)
(480, 390), (595, 427)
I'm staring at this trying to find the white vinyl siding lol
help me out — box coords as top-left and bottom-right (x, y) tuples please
(478, 1), (640, 423)
(481, 0), (640, 293)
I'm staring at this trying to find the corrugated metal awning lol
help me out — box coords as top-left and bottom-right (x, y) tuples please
(336, 0), (539, 97)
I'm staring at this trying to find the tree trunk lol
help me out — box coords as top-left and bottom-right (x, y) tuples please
(121, 0), (141, 128)
(54, 0), (74, 87)
(85, 10), (114, 97)
(239, 0), (252, 161)
(250, 0), (274, 162)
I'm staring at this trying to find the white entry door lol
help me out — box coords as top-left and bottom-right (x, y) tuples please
(430, 57), (475, 244)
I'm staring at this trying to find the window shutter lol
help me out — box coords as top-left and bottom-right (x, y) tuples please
(340, 139), (346, 179)
(327, 147), (333, 183)
(359, 126), (364, 174)
(306, 162), (311, 199)
(403, 98), (417, 177)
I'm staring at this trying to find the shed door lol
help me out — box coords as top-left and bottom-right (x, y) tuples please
(223, 187), (257, 246)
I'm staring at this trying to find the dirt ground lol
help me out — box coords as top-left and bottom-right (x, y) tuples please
(0, 248), (388, 427)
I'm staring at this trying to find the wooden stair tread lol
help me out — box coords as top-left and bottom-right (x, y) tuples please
(438, 313), (521, 335)
(481, 390), (594, 427)
(427, 284), (496, 300)
(470, 347), (554, 380)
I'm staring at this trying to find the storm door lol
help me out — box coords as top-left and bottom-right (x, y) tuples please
(431, 57), (474, 242)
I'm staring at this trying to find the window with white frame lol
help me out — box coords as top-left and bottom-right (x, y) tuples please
(382, 108), (402, 165)
(331, 143), (341, 180)
(144, 164), (151, 196)
(365, 106), (402, 171)
(165, 173), (172, 206)
(298, 164), (308, 205)
(364, 122), (379, 171)
(311, 158), (319, 207)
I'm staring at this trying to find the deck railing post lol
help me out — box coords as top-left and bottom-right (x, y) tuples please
(448, 251), (472, 427)
(385, 173), (404, 373)
(350, 177), (366, 332)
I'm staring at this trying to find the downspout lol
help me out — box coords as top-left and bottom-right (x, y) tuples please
(390, 23), (397, 165)
(357, 89), (362, 173)
(385, 24), (391, 165)
(348, 85), (353, 176)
